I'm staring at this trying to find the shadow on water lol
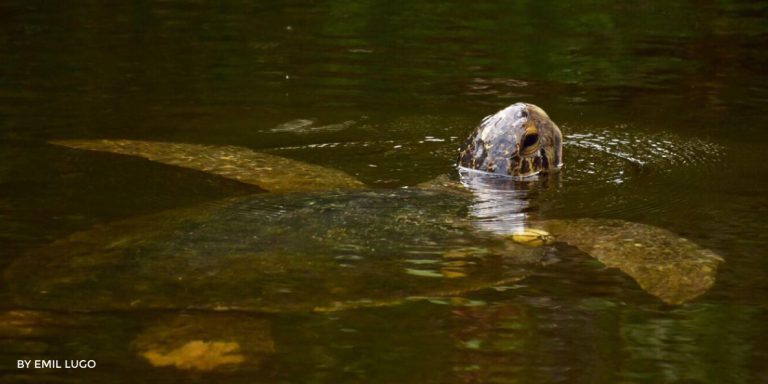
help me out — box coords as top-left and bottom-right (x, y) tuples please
(1, 0), (768, 383)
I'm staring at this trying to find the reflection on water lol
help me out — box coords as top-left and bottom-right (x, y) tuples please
(2, 0), (768, 383)
(460, 168), (541, 235)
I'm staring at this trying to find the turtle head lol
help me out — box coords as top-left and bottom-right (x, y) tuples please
(457, 103), (563, 178)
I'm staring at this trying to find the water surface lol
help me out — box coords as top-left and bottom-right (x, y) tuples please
(1, 1), (767, 383)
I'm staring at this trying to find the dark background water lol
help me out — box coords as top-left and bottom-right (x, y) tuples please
(1, 1), (767, 383)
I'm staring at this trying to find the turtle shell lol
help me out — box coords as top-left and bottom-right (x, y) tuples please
(5, 190), (545, 312)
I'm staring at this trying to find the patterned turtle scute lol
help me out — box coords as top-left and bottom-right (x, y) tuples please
(457, 103), (562, 178)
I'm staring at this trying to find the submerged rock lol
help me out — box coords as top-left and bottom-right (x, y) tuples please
(133, 314), (274, 371)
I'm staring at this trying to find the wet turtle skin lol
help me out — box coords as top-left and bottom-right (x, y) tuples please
(458, 103), (563, 177)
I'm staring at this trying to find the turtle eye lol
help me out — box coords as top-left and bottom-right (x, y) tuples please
(522, 133), (538, 148)
(520, 133), (539, 155)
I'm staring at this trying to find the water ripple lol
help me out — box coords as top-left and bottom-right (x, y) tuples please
(546, 125), (725, 218)
(563, 126), (722, 185)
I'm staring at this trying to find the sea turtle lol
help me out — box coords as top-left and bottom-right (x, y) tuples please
(457, 103), (562, 177)
(6, 102), (723, 308)
(3, 103), (722, 370)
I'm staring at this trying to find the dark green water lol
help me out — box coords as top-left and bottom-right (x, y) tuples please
(1, 1), (767, 383)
